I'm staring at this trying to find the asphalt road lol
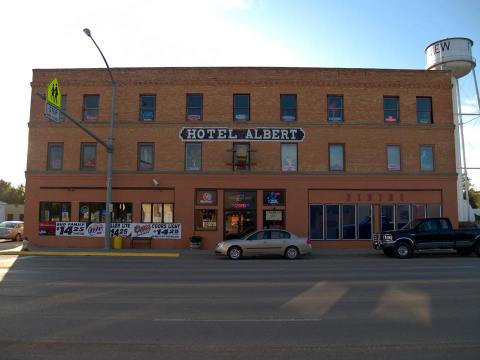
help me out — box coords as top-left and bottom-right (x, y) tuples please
(0, 247), (479, 360)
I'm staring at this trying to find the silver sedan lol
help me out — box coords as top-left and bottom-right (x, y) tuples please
(0, 221), (24, 241)
(215, 229), (312, 260)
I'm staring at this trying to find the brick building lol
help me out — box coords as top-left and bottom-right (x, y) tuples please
(25, 67), (457, 249)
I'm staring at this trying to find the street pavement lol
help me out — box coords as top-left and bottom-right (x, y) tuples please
(0, 243), (479, 360)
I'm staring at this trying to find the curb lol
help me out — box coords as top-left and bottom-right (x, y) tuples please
(0, 251), (180, 257)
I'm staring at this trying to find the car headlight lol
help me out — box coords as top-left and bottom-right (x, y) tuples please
(383, 234), (393, 241)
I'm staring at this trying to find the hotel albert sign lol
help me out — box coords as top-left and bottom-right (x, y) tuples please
(179, 127), (305, 142)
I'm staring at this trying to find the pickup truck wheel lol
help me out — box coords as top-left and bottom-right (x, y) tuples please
(383, 249), (395, 257)
(457, 249), (472, 256)
(394, 242), (413, 259)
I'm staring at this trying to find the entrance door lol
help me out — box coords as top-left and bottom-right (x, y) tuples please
(224, 211), (256, 240)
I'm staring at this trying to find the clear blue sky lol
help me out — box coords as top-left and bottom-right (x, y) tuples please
(0, 0), (479, 187)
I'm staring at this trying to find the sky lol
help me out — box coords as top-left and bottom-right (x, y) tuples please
(0, 0), (479, 188)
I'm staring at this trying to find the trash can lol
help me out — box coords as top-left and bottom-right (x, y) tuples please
(113, 235), (122, 249)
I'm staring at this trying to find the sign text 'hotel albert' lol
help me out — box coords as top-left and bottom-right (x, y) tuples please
(179, 127), (305, 142)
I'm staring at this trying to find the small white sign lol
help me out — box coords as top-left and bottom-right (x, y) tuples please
(45, 102), (61, 122)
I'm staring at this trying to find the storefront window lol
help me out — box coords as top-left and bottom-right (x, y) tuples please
(427, 204), (441, 217)
(39, 202), (71, 222)
(195, 209), (217, 231)
(196, 190), (217, 205)
(142, 203), (173, 223)
(224, 190), (256, 239)
(342, 205), (356, 239)
(358, 205), (372, 239)
(381, 205), (395, 232)
(309, 205), (324, 240)
(79, 202), (105, 223)
(396, 204), (410, 229)
(412, 204), (426, 219)
(112, 203), (132, 223)
(326, 205), (340, 239)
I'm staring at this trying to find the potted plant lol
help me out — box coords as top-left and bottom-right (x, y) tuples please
(189, 235), (202, 249)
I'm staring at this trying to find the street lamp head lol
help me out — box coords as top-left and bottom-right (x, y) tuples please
(83, 28), (91, 37)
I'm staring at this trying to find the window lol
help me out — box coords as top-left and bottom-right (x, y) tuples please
(263, 190), (285, 206)
(185, 143), (202, 171)
(329, 144), (345, 171)
(39, 202), (71, 222)
(281, 143), (297, 172)
(80, 143), (97, 170)
(79, 203), (105, 223)
(141, 203), (174, 223)
(6, 214), (13, 221)
(233, 143), (250, 171)
(396, 204), (410, 229)
(83, 95), (99, 121)
(412, 204), (426, 219)
(196, 190), (217, 205)
(112, 203), (132, 223)
(417, 97), (432, 124)
(248, 231), (270, 240)
(420, 145), (434, 171)
(280, 94), (297, 121)
(358, 204), (372, 239)
(138, 143), (154, 171)
(384, 96), (399, 123)
(327, 95), (343, 122)
(47, 143), (63, 170)
(233, 94), (250, 121)
(326, 205), (340, 239)
(387, 145), (401, 171)
(381, 205), (395, 232)
(426, 203), (441, 217)
(195, 209), (217, 231)
(309, 205), (323, 240)
(186, 94), (202, 121)
(342, 205), (356, 239)
(139, 95), (156, 121)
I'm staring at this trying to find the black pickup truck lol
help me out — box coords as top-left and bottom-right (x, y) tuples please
(373, 217), (480, 258)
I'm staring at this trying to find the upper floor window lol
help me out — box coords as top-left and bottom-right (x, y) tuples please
(420, 145), (434, 171)
(327, 95), (344, 122)
(47, 143), (63, 171)
(80, 143), (97, 171)
(417, 97), (433, 124)
(234, 94), (250, 121)
(139, 95), (156, 121)
(233, 143), (250, 171)
(280, 94), (297, 122)
(384, 96), (399, 123)
(329, 144), (345, 171)
(186, 94), (203, 121)
(185, 143), (202, 171)
(138, 143), (154, 171)
(83, 95), (99, 121)
(281, 143), (297, 172)
(387, 145), (401, 171)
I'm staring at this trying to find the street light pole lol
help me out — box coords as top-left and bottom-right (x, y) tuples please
(83, 28), (116, 250)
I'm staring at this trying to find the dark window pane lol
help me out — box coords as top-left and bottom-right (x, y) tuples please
(81, 143), (96, 170)
(234, 95), (250, 121)
(234, 94), (249, 108)
(381, 205), (395, 232)
(427, 204), (441, 217)
(112, 203), (132, 223)
(140, 95), (155, 121)
(83, 95), (99, 121)
(342, 205), (356, 239)
(138, 144), (154, 170)
(195, 209), (217, 231)
(326, 205), (340, 239)
(420, 146), (434, 171)
(396, 204), (410, 229)
(80, 202), (105, 223)
(384, 97), (399, 123)
(358, 205), (372, 239)
(186, 94), (203, 121)
(48, 143), (63, 170)
(328, 96), (343, 122)
(281, 95), (297, 121)
(412, 204), (426, 219)
(309, 205), (323, 240)
(416, 97), (432, 112)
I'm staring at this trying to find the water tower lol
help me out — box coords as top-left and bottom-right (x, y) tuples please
(425, 37), (479, 222)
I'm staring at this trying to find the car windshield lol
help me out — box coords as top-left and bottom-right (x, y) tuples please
(0, 222), (15, 228)
(401, 219), (423, 230)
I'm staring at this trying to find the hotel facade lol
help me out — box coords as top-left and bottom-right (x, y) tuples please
(25, 67), (457, 249)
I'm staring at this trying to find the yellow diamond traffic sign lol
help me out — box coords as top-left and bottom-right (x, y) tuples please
(47, 78), (62, 108)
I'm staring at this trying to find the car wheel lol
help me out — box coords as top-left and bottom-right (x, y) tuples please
(227, 246), (242, 260)
(15, 233), (22, 242)
(457, 249), (472, 256)
(394, 242), (413, 259)
(285, 246), (299, 260)
(383, 248), (395, 257)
